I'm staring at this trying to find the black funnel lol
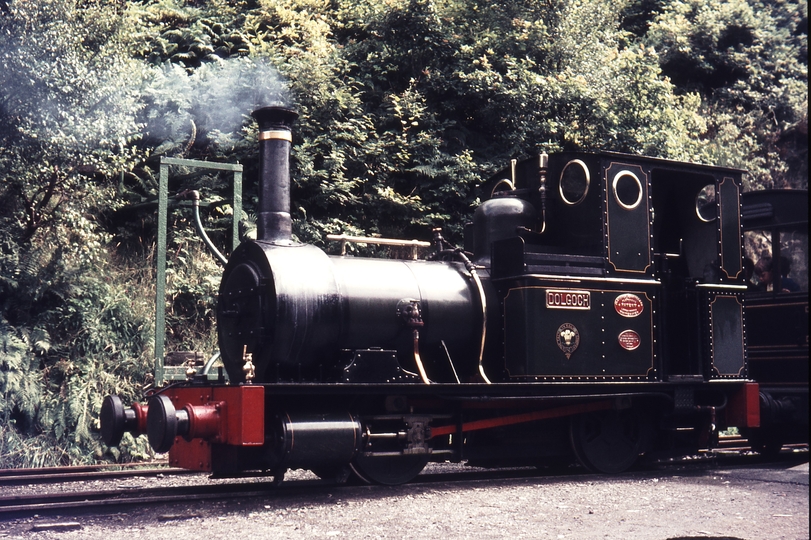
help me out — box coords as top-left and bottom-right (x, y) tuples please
(251, 106), (298, 243)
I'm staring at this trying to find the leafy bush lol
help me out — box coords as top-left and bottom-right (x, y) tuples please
(0, 0), (154, 466)
(0, 249), (155, 467)
(645, 0), (808, 188)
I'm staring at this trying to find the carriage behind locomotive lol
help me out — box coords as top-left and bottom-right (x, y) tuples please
(101, 107), (806, 483)
(740, 188), (808, 454)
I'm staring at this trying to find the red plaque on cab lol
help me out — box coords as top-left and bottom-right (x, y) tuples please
(618, 330), (641, 351)
(614, 294), (644, 318)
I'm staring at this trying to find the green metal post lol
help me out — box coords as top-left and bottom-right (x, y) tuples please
(156, 161), (169, 385)
(232, 169), (242, 252)
(154, 157), (243, 385)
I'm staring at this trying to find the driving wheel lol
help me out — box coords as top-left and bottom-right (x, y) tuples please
(570, 407), (650, 473)
(350, 453), (428, 485)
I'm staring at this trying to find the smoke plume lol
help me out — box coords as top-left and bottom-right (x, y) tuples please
(143, 57), (290, 152)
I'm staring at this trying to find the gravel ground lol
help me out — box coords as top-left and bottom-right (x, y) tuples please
(0, 459), (807, 540)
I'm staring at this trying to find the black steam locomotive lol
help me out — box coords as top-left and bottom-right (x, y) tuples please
(101, 107), (807, 484)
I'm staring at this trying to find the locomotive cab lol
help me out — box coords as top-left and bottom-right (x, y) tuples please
(478, 152), (747, 382)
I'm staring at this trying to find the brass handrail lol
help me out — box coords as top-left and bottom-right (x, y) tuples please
(326, 234), (431, 259)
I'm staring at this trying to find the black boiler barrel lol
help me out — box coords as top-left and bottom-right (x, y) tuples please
(217, 242), (479, 382)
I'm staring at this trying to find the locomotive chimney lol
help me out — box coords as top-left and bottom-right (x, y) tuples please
(251, 106), (298, 243)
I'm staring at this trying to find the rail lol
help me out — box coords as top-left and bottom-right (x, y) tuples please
(0, 463), (190, 487)
(1, 448), (805, 519)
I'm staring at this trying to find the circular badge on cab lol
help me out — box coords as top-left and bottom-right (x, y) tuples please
(618, 330), (641, 351)
(614, 293), (644, 318)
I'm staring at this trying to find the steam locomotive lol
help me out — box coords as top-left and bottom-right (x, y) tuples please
(101, 107), (807, 484)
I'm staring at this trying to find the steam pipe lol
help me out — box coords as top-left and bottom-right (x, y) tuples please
(431, 228), (489, 383)
(537, 153), (549, 234)
(251, 106), (298, 243)
(189, 190), (228, 265)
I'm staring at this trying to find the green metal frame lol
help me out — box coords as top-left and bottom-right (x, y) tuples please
(156, 157), (243, 384)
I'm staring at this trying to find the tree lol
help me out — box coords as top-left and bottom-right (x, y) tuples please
(644, 0), (808, 188)
(0, 0), (154, 466)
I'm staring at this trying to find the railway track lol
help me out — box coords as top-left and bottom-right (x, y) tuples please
(713, 435), (809, 454)
(0, 443), (805, 519)
(0, 467), (582, 519)
(0, 462), (193, 487)
(0, 478), (288, 519)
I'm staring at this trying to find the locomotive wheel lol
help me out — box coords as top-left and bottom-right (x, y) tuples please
(349, 454), (428, 486)
(749, 427), (784, 458)
(751, 438), (783, 458)
(570, 407), (650, 474)
(311, 465), (352, 484)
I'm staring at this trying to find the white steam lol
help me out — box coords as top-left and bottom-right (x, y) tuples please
(143, 57), (289, 151)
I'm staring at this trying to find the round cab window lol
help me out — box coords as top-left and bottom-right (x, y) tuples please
(559, 159), (590, 205)
(695, 184), (717, 222)
(612, 171), (643, 210)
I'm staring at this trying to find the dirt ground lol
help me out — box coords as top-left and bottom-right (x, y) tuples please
(1, 459), (807, 540)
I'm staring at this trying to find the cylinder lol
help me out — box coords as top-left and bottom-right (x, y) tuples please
(330, 257), (477, 357)
(267, 412), (362, 469)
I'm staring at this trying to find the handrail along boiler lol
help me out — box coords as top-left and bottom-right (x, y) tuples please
(102, 106), (795, 483)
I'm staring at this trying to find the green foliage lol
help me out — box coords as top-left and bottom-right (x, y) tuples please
(0, 250), (156, 467)
(645, 0), (808, 188)
(271, 0), (710, 241)
(163, 223), (222, 353)
(0, 0), (155, 466)
(0, 323), (41, 432)
(0, 1), (149, 230)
